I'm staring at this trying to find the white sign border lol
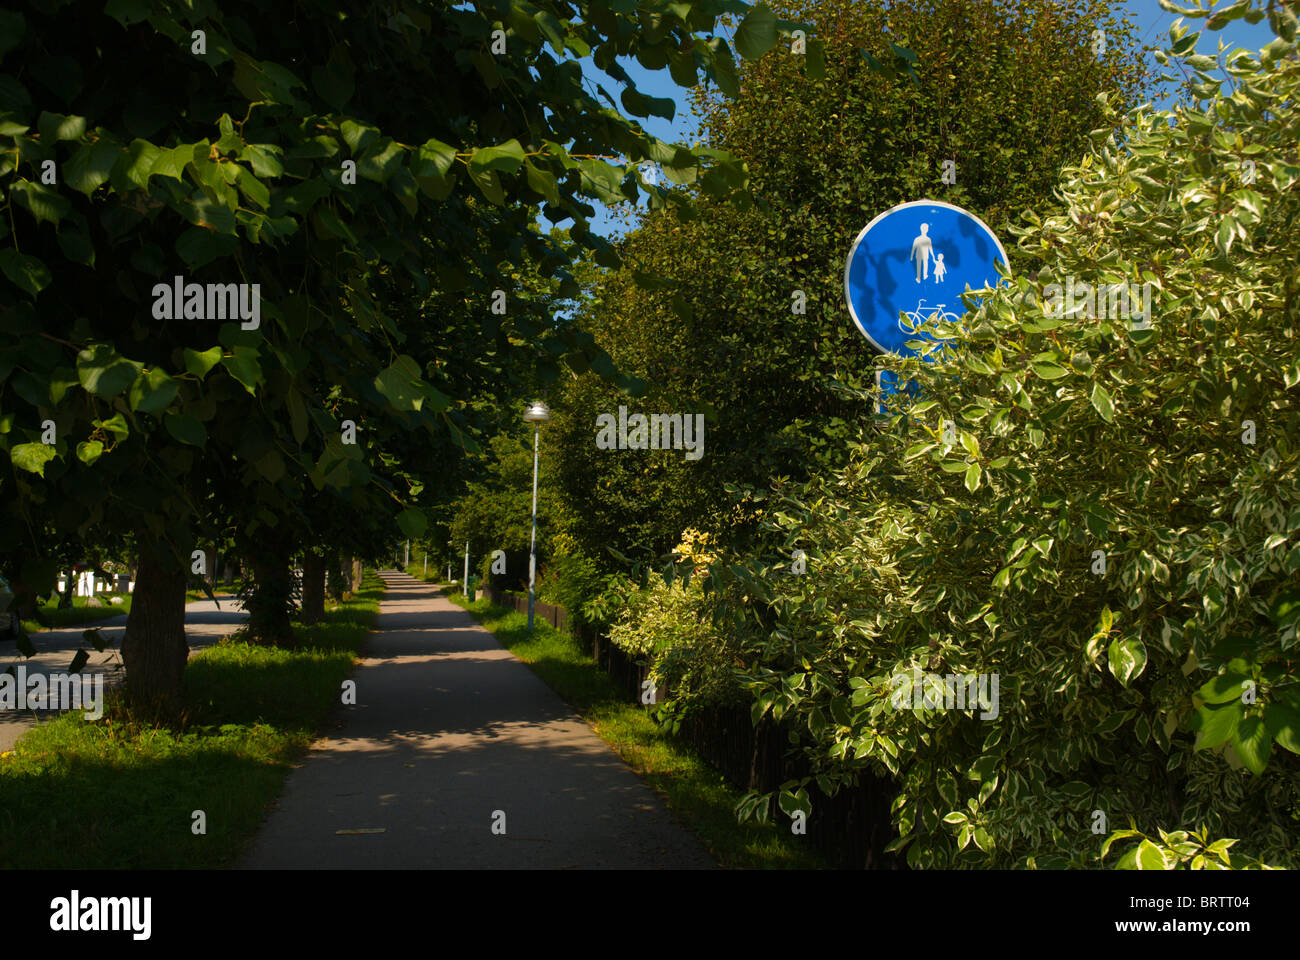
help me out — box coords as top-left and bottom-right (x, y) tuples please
(842, 198), (1012, 354)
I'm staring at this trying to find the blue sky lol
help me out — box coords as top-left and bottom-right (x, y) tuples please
(556, 0), (1283, 239)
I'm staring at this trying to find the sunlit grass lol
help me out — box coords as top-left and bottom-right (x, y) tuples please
(22, 594), (132, 633)
(0, 573), (384, 869)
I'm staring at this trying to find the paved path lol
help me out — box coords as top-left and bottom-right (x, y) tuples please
(240, 571), (713, 869)
(0, 595), (246, 752)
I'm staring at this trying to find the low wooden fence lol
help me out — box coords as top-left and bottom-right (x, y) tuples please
(484, 585), (569, 633)
(480, 586), (899, 869)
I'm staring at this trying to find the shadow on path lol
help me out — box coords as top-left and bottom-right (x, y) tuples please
(239, 571), (714, 869)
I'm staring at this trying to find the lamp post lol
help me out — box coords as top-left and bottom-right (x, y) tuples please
(522, 400), (552, 631)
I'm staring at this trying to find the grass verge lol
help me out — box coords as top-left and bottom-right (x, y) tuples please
(23, 594), (132, 633)
(444, 587), (825, 869)
(0, 572), (384, 869)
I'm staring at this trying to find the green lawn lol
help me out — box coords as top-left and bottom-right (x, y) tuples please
(186, 587), (233, 602)
(22, 588), (237, 633)
(23, 594), (132, 633)
(444, 587), (826, 869)
(0, 572), (385, 869)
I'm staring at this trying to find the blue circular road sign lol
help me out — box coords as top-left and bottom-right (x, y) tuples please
(844, 199), (1010, 356)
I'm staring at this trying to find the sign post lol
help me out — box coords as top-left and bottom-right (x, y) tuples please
(843, 199), (1009, 411)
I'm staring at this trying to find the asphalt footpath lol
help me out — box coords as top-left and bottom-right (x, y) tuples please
(239, 570), (714, 869)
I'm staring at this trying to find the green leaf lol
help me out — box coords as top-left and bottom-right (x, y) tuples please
(183, 346), (223, 380)
(164, 412), (207, 447)
(1216, 216), (1235, 255)
(75, 440), (104, 465)
(339, 119), (379, 155)
(1264, 702), (1300, 754)
(311, 61), (355, 110)
(65, 138), (121, 196)
(76, 344), (142, 400)
(95, 413), (129, 439)
(1133, 839), (1171, 870)
(0, 248), (51, 297)
(1232, 714), (1271, 774)
(128, 367), (178, 416)
(37, 111), (85, 142)
(1090, 382), (1115, 422)
(468, 139), (525, 175)
(466, 165), (504, 205)
(286, 389), (308, 445)
(963, 462), (981, 492)
(10, 442), (57, 476)
(10, 181), (69, 226)
(241, 143), (284, 179)
(0, 9), (28, 62)
(396, 507), (427, 539)
(114, 137), (162, 191)
(621, 87), (676, 120)
(1031, 361), (1068, 380)
(236, 166), (269, 209)
(1107, 636), (1147, 687)
(1197, 672), (1251, 704)
(175, 227), (238, 269)
(374, 355), (445, 412)
(1190, 700), (1242, 750)
(735, 3), (779, 60)
(414, 138), (456, 179)
(314, 205), (357, 244)
(150, 142), (193, 181)
(221, 346), (264, 395)
(524, 161), (560, 205)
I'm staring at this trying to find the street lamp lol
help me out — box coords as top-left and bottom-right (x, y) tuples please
(522, 400), (552, 631)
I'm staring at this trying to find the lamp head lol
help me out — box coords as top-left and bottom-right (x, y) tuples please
(523, 401), (552, 423)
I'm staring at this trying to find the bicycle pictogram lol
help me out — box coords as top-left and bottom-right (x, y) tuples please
(898, 299), (961, 334)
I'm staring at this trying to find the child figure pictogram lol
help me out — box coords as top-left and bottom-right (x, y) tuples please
(932, 252), (947, 283)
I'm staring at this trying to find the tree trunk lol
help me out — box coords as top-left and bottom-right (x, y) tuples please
(121, 540), (189, 719)
(350, 558), (363, 593)
(300, 550), (325, 624)
(244, 530), (295, 647)
(327, 550), (346, 601)
(58, 562), (76, 609)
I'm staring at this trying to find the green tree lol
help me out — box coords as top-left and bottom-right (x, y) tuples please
(0, 0), (799, 712)
(728, 0), (1300, 868)
(552, 0), (1155, 570)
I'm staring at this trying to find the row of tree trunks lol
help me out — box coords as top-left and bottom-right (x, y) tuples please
(122, 535), (359, 715)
